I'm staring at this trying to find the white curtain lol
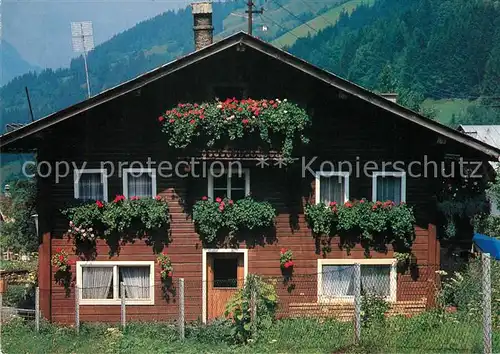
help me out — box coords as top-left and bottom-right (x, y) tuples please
(79, 173), (104, 201)
(376, 176), (401, 203)
(82, 267), (113, 299)
(322, 265), (354, 297)
(120, 267), (150, 299)
(361, 265), (390, 297)
(320, 176), (345, 204)
(127, 173), (152, 198)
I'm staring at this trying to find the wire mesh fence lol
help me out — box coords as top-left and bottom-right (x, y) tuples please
(1, 256), (498, 352)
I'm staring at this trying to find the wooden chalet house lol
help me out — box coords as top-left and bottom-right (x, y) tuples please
(1, 2), (499, 324)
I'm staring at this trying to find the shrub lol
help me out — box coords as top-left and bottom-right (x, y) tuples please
(438, 258), (500, 328)
(361, 292), (390, 327)
(224, 274), (278, 342)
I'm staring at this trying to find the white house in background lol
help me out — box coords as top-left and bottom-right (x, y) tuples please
(458, 125), (500, 215)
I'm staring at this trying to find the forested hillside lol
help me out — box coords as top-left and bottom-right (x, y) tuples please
(289, 0), (500, 122)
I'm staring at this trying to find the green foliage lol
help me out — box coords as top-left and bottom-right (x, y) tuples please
(159, 99), (311, 162)
(192, 197), (276, 245)
(304, 202), (337, 235)
(438, 259), (500, 328)
(305, 199), (415, 253)
(62, 196), (170, 246)
(4, 313), (499, 353)
(436, 172), (488, 239)
(224, 274), (278, 343)
(4, 283), (36, 308)
(360, 292), (390, 326)
(0, 179), (37, 252)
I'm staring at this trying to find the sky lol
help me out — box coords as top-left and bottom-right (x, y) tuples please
(1, 0), (190, 69)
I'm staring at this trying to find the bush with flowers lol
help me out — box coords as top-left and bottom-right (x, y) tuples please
(279, 248), (294, 269)
(157, 253), (173, 280)
(51, 248), (73, 272)
(158, 98), (311, 162)
(305, 199), (416, 254)
(51, 248), (75, 295)
(193, 196), (276, 245)
(62, 196), (170, 253)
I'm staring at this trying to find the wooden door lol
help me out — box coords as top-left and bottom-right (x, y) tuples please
(207, 253), (244, 320)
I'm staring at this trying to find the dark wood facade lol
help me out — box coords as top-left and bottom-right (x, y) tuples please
(3, 34), (495, 324)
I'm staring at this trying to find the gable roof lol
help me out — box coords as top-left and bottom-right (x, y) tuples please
(2, 31), (500, 159)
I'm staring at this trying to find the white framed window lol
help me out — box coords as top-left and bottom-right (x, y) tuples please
(122, 168), (157, 199)
(208, 168), (250, 200)
(317, 259), (397, 303)
(74, 169), (108, 202)
(315, 171), (349, 204)
(76, 261), (155, 305)
(372, 171), (406, 203)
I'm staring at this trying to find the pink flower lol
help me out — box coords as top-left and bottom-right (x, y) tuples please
(113, 195), (125, 203)
(158, 116), (164, 122)
(229, 199), (234, 205)
(202, 196), (208, 201)
(360, 199), (365, 204)
(189, 119), (196, 124)
(219, 204), (225, 211)
(329, 201), (337, 207)
(215, 197), (222, 203)
(169, 119), (175, 123)
(155, 195), (162, 201)
(280, 248), (286, 254)
(96, 200), (104, 208)
(242, 119), (249, 125)
(130, 196), (139, 201)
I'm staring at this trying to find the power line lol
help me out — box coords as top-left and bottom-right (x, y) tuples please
(259, 12), (301, 41)
(296, 0), (337, 28)
(269, 0), (319, 35)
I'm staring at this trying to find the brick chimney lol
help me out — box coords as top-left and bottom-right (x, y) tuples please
(192, 2), (214, 50)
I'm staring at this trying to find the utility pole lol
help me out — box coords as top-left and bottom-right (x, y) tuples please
(245, 1), (263, 35)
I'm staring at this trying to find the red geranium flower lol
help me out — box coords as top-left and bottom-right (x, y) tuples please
(55, 248), (62, 253)
(96, 200), (104, 208)
(202, 196), (208, 201)
(215, 197), (222, 203)
(228, 199), (233, 205)
(113, 195), (125, 203)
(242, 119), (249, 125)
(329, 201), (337, 207)
(169, 119), (175, 123)
(280, 248), (286, 254)
(189, 119), (196, 124)
(155, 195), (162, 201)
(158, 116), (164, 122)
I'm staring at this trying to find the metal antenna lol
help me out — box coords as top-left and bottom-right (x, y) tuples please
(71, 21), (94, 98)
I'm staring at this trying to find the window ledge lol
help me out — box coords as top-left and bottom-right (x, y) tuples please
(79, 299), (155, 306)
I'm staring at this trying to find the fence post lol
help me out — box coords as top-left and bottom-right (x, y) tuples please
(75, 286), (80, 334)
(121, 282), (126, 331)
(179, 278), (185, 340)
(354, 263), (361, 345)
(35, 287), (40, 332)
(0, 290), (3, 348)
(482, 253), (492, 354)
(250, 286), (257, 339)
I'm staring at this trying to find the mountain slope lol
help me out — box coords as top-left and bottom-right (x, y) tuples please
(0, 41), (39, 87)
(272, 0), (375, 48)
(289, 0), (500, 108)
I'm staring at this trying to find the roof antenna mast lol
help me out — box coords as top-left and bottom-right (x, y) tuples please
(246, 1), (263, 35)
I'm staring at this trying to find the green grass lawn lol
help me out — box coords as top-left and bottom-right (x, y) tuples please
(272, 0), (376, 48)
(421, 98), (475, 126)
(3, 313), (499, 353)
